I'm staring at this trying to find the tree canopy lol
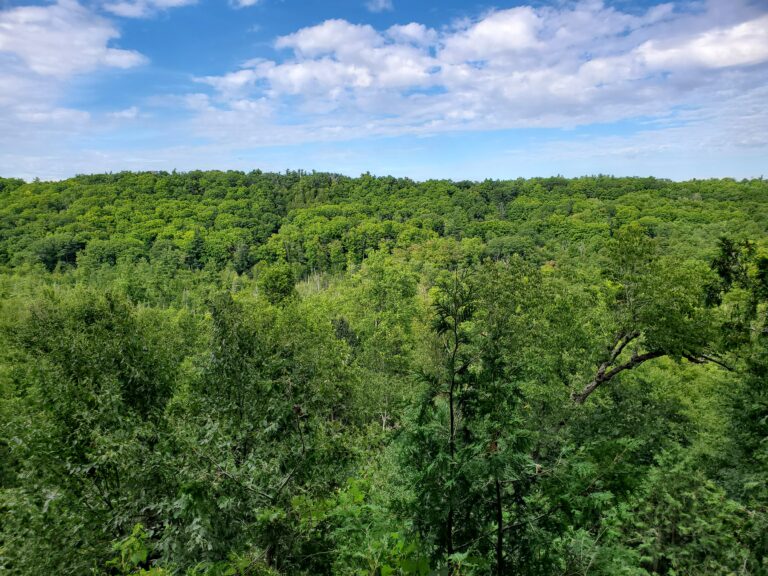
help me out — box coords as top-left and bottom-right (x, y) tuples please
(0, 171), (766, 575)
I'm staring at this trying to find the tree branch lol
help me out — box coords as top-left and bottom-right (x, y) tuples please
(683, 353), (733, 372)
(573, 349), (664, 404)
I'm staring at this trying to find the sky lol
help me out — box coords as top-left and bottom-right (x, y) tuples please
(0, 0), (767, 181)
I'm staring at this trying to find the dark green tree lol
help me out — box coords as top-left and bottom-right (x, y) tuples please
(186, 229), (206, 270)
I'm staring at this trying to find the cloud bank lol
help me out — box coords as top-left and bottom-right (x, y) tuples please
(191, 0), (768, 146)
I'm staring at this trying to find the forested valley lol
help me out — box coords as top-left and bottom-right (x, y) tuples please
(0, 171), (766, 575)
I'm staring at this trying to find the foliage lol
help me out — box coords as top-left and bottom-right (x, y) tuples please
(1, 171), (767, 574)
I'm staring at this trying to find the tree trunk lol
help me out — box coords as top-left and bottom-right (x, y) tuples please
(495, 476), (504, 575)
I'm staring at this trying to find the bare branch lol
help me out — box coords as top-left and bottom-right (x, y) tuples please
(573, 350), (664, 404)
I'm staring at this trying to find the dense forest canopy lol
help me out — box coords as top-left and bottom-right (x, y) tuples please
(0, 171), (766, 575)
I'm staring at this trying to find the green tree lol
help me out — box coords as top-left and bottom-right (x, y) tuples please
(186, 229), (206, 270)
(258, 262), (296, 304)
(29, 234), (85, 271)
(597, 451), (750, 575)
(165, 293), (354, 573)
(573, 224), (721, 404)
(0, 288), (187, 574)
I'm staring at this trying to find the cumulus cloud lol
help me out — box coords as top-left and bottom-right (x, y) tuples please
(275, 19), (383, 58)
(439, 7), (543, 62)
(0, 0), (147, 123)
(189, 0), (768, 146)
(0, 0), (147, 160)
(638, 14), (768, 69)
(0, 0), (146, 77)
(386, 23), (435, 46)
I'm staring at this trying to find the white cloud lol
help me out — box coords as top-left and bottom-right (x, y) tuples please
(505, 83), (768, 180)
(202, 19), (436, 107)
(638, 14), (768, 69)
(0, 0), (148, 168)
(14, 107), (91, 124)
(104, 0), (259, 16)
(366, 0), (393, 14)
(109, 106), (141, 119)
(0, 0), (146, 77)
(275, 19), (382, 58)
(0, 0), (147, 124)
(440, 7), (542, 63)
(386, 23), (436, 46)
(102, 0), (196, 18)
(188, 0), (768, 147)
(258, 59), (375, 94)
(197, 68), (260, 96)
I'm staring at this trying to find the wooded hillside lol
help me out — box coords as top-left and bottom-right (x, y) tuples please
(0, 172), (766, 575)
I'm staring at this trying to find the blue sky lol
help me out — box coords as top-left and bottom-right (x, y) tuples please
(0, 0), (767, 181)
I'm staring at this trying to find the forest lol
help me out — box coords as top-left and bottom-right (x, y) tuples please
(0, 170), (766, 575)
